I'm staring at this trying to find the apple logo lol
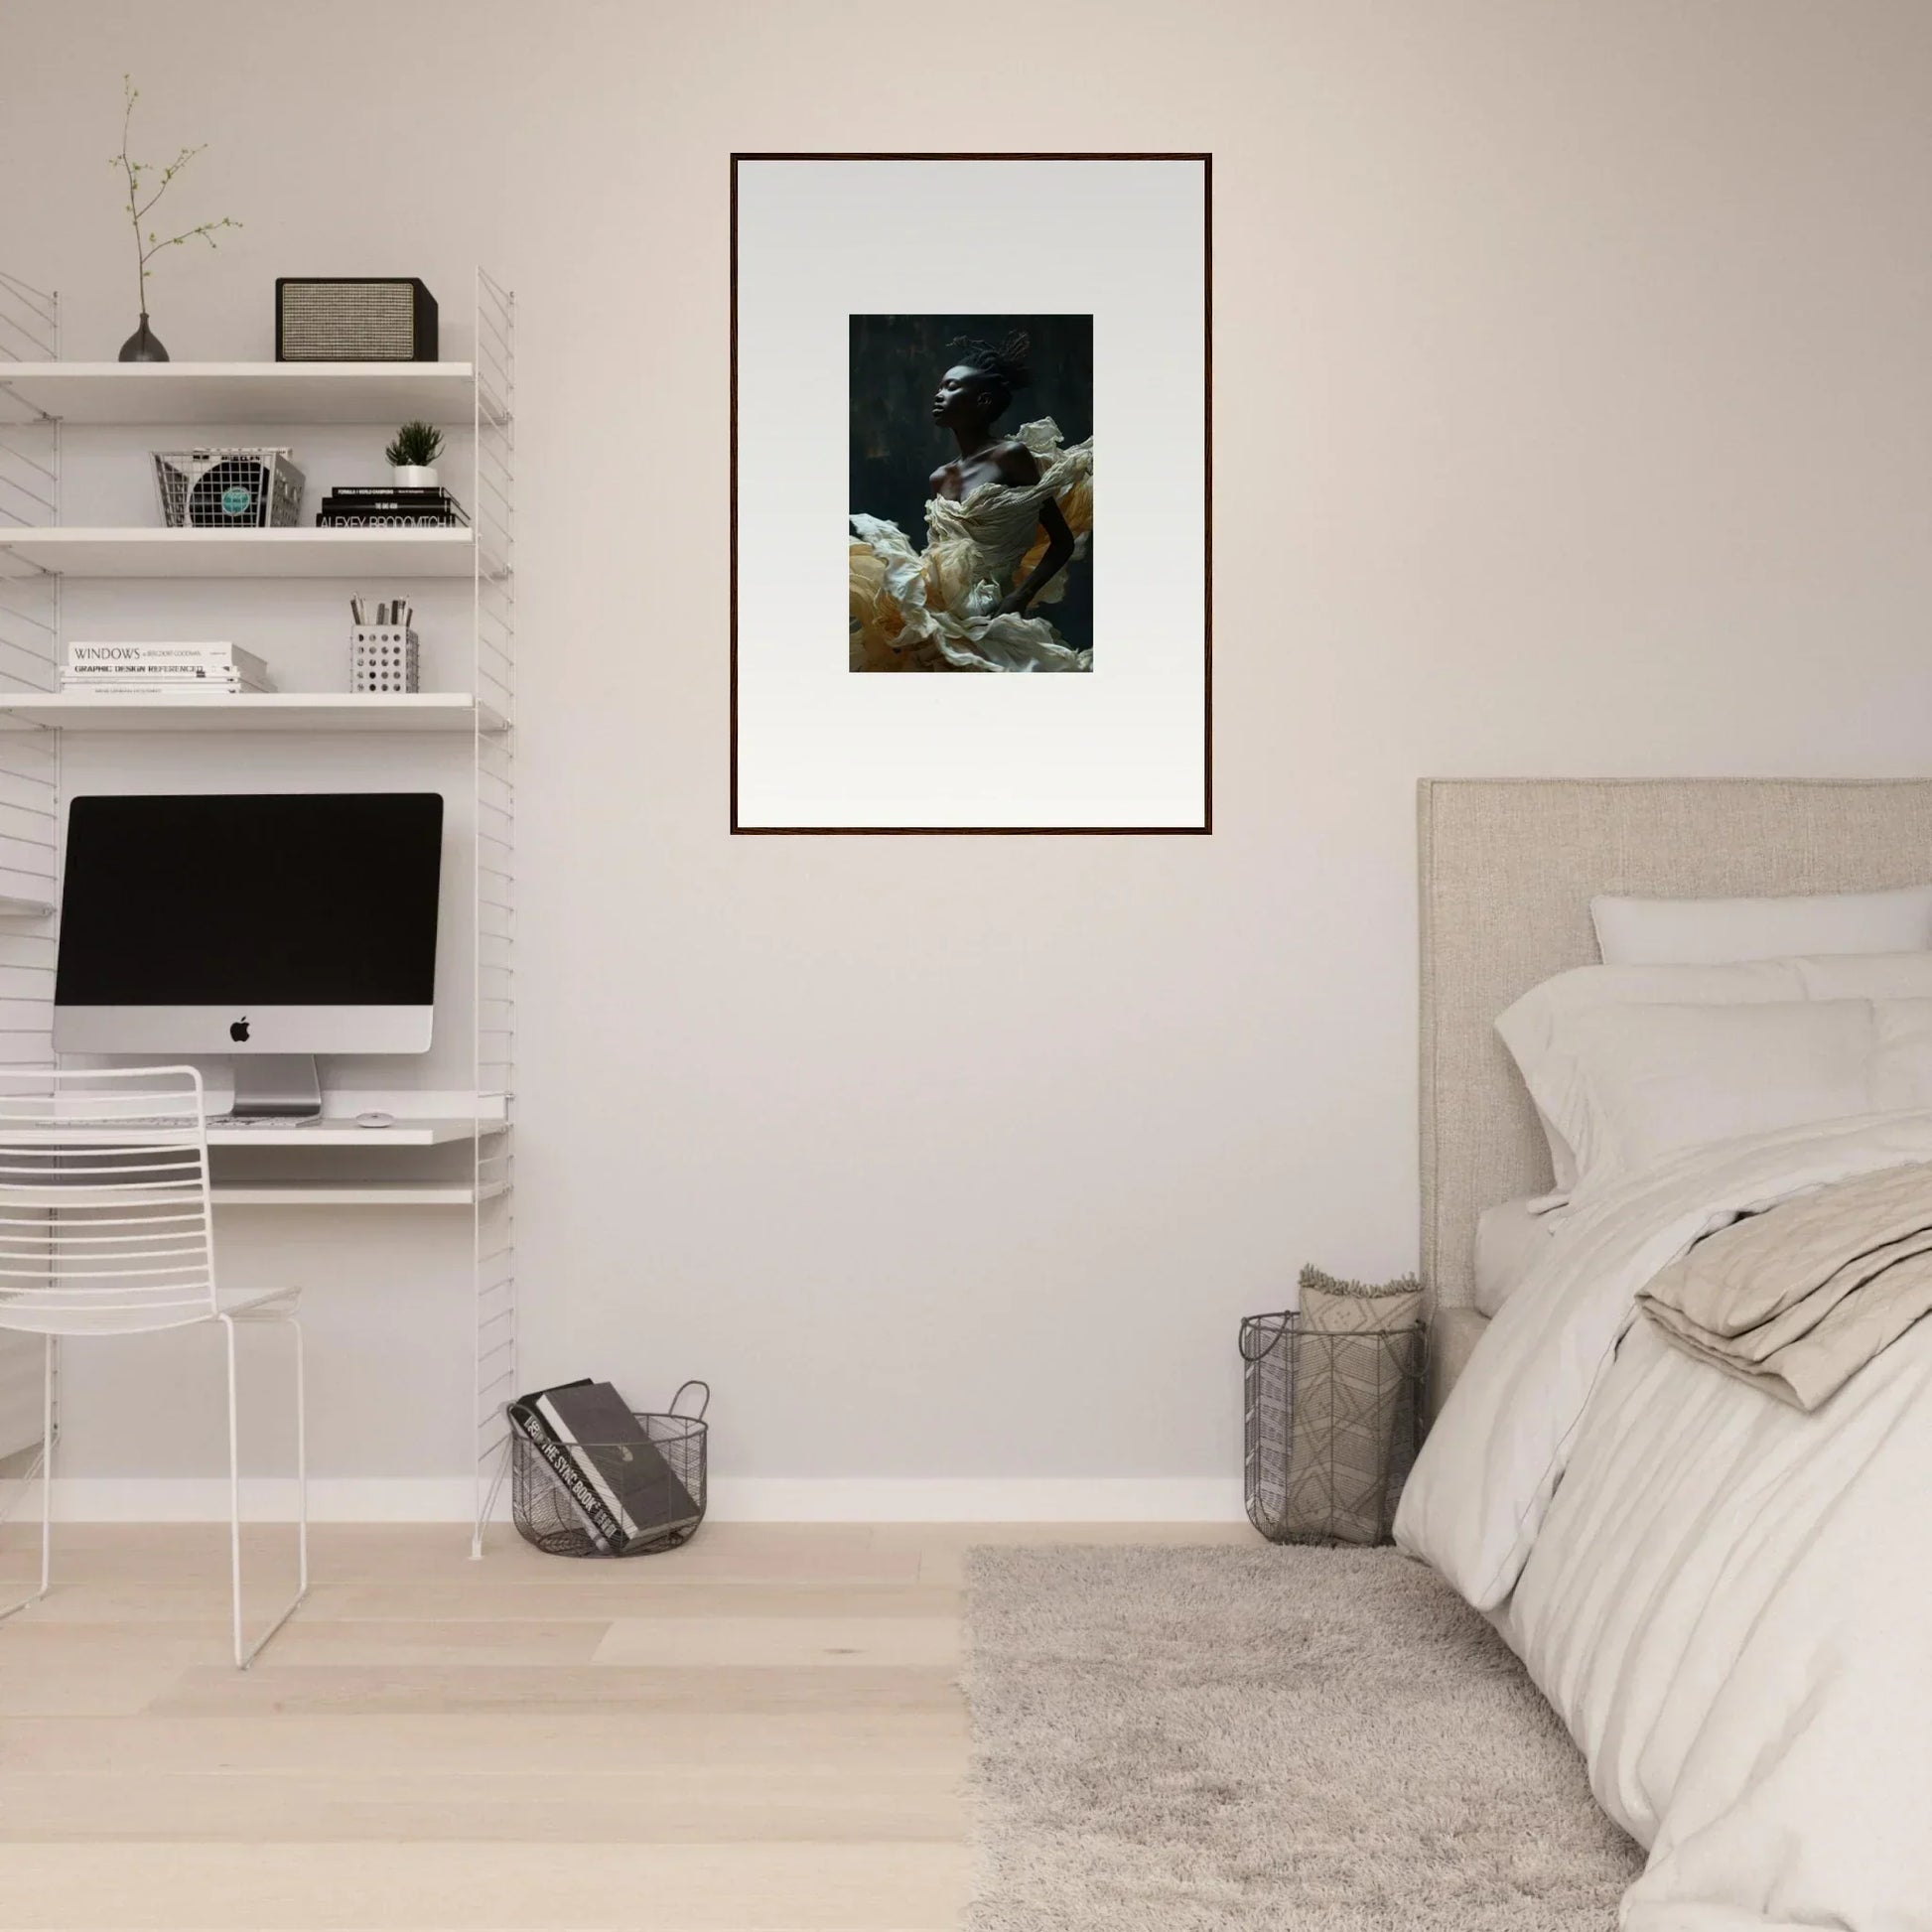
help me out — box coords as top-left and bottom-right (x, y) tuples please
(229, 1017), (250, 1043)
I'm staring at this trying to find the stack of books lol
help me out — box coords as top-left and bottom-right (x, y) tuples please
(64, 642), (273, 694)
(316, 485), (470, 529)
(509, 1379), (703, 1555)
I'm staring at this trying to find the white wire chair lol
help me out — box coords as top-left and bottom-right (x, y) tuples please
(0, 1065), (307, 1667)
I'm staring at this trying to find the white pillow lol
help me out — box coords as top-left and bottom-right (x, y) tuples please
(1495, 952), (1932, 1199)
(1591, 885), (1932, 966)
(1503, 995), (1932, 1202)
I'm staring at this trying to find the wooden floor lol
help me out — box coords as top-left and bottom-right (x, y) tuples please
(0, 1520), (1248, 1930)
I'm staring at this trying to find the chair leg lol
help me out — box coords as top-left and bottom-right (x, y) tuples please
(38, 1331), (52, 1599)
(290, 1313), (309, 1598)
(220, 1311), (310, 1670)
(0, 1334), (56, 1624)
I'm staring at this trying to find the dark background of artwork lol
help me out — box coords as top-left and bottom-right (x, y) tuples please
(849, 314), (1093, 655)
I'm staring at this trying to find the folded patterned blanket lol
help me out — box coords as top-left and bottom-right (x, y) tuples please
(1637, 1158), (1932, 1409)
(1282, 1267), (1423, 1544)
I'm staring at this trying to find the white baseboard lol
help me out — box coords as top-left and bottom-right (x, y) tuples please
(2, 1475), (1247, 1525)
(709, 1478), (1246, 1522)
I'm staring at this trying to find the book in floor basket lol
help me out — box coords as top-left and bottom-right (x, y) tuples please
(509, 1379), (703, 1554)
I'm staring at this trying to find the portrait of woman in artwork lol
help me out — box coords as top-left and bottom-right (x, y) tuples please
(849, 316), (1094, 673)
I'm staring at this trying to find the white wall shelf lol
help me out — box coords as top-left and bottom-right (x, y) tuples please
(0, 527), (478, 579)
(0, 692), (506, 734)
(0, 360), (487, 427)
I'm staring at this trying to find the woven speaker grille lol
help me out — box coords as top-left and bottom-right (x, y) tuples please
(279, 283), (421, 360)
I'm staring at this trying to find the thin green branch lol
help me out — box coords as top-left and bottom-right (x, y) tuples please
(111, 75), (239, 316)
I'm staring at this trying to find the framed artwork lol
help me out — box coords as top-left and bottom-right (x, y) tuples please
(731, 153), (1211, 834)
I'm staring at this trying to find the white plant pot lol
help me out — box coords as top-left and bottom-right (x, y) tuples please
(393, 465), (439, 488)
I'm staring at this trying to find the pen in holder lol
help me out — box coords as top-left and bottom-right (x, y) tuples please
(350, 624), (420, 694)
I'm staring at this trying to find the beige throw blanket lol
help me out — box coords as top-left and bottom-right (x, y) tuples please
(1638, 1159), (1932, 1410)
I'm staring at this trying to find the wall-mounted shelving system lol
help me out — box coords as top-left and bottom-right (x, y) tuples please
(0, 267), (517, 1553)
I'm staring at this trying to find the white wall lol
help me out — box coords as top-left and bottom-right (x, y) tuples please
(4, 0), (1931, 1515)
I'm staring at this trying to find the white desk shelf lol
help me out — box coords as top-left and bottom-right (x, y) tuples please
(0, 360), (487, 427)
(0, 692), (507, 734)
(0, 266), (518, 1558)
(209, 1117), (499, 1149)
(6, 1118), (503, 1150)
(0, 526), (479, 579)
(211, 1179), (509, 1208)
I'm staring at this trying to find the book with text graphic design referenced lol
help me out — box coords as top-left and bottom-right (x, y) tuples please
(67, 641), (271, 685)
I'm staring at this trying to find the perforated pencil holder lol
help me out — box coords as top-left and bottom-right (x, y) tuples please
(349, 625), (420, 694)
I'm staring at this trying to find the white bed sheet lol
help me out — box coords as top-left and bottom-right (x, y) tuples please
(1399, 1113), (1932, 1930)
(1471, 1196), (1557, 1316)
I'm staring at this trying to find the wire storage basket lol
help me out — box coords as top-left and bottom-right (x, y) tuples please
(1242, 1312), (1423, 1547)
(510, 1381), (708, 1558)
(153, 447), (305, 528)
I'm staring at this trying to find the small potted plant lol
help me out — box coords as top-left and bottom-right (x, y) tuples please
(385, 420), (444, 488)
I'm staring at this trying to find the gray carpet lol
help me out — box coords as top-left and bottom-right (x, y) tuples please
(962, 1545), (1643, 1930)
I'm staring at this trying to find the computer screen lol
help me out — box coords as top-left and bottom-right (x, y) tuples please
(54, 791), (444, 1055)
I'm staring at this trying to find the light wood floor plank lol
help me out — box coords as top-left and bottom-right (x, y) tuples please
(0, 1618), (613, 1666)
(0, 1842), (970, 1930)
(594, 1614), (961, 1668)
(147, 1662), (961, 1718)
(0, 1665), (186, 1717)
(0, 1771), (964, 1843)
(0, 1712), (967, 1777)
(311, 1580), (962, 1622)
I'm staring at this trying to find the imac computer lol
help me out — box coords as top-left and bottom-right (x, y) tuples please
(54, 792), (445, 1119)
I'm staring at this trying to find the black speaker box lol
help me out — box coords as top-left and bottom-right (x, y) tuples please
(275, 278), (439, 361)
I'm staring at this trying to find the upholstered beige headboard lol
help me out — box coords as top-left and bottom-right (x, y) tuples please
(1419, 777), (1932, 1311)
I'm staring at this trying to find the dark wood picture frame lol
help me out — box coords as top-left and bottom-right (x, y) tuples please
(730, 152), (1213, 836)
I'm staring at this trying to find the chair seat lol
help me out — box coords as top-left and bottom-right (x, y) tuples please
(215, 1287), (302, 1321)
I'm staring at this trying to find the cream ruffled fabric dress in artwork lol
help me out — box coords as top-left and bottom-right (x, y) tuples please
(849, 418), (1093, 673)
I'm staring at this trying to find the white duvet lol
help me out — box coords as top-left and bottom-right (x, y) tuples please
(1396, 1112), (1932, 1931)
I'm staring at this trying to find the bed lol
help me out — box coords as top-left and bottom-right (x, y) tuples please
(1401, 777), (1932, 1931)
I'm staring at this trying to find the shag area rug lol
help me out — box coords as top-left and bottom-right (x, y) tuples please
(962, 1545), (1643, 1930)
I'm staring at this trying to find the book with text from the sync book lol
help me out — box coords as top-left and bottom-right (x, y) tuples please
(510, 1379), (702, 1554)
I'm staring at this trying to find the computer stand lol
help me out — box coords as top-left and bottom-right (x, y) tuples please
(228, 1055), (324, 1122)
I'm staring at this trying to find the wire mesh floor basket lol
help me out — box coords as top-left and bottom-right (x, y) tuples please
(511, 1381), (709, 1558)
(1242, 1312), (1423, 1547)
